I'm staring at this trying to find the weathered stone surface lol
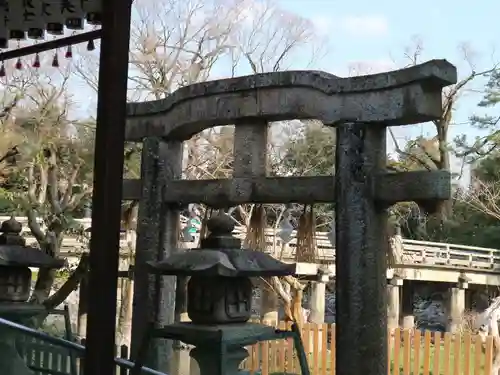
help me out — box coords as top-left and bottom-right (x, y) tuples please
(125, 60), (457, 141)
(130, 138), (181, 372)
(335, 123), (388, 375)
(122, 170), (450, 208)
(374, 170), (451, 206)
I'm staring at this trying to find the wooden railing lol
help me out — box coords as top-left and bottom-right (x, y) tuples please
(241, 323), (495, 375)
(5, 216), (500, 273)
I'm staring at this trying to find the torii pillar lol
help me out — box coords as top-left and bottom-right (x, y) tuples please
(334, 61), (456, 375)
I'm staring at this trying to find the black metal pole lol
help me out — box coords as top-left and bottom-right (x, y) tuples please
(0, 30), (101, 61)
(83, 1), (133, 374)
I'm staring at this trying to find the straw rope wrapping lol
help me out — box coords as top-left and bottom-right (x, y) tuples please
(294, 206), (317, 263)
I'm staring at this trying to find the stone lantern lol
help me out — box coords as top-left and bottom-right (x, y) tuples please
(0, 216), (64, 375)
(135, 214), (306, 375)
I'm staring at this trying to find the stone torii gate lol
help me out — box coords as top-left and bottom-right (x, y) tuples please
(122, 60), (457, 375)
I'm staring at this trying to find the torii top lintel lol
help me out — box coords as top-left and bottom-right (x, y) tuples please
(125, 59), (457, 142)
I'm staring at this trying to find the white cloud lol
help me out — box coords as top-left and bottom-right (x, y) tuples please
(346, 58), (397, 76)
(329, 59), (396, 77)
(339, 15), (389, 37)
(310, 15), (333, 36)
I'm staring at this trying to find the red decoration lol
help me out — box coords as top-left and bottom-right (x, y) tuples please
(87, 39), (95, 51)
(52, 52), (59, 67)
(65, 45), (72, 59)
(33, 53), (40, 68)
(15, 58), (22, 70)
(0, 63), (5, 77)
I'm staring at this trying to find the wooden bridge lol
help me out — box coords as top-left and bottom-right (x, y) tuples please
(8, 216), (500, 284)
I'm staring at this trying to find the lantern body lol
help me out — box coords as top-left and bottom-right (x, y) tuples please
(0, 217), (64, 303)
(187, 276), (252, 324)
(0, 266), (31, 302)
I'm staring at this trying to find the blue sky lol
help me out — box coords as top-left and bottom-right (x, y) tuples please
(274, 0), (498, 182)
(278, 0), (497, 137)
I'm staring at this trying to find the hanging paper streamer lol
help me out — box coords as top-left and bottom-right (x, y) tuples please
(65, 44), (72, 58)
(82, 0), (101, 25)
(25, 0), (44, 40)
(42, 1), (64, 35)
(86, 38), (95, 51)
(51, 50), (59, 67)
(328, 222), (335, 247)
(6, 0), (25, 40)
(63, 0), (84, 30)
(32, 52), (40, 68)
(0, 1), (8, 48)
(15, 57), (22, 69)
(277, 212), (294, 244)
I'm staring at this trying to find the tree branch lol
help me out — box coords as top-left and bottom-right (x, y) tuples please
(388, 128), (434, 170)
(60, 164), (80, 210)
(43, 254), (90, 310)
(36, 164), (48, 205)
(46, 149), (62, 215)
(26, 209), (45, 243)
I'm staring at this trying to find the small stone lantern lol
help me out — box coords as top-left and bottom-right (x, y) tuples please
(0, 217), (64, 303)
(137, 214), (303, 375)
(0, 216), (64, 375)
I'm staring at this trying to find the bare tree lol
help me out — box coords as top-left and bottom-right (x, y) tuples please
(232, 0), (326, 75)
(457, 178), (500, 220)
(74, 0), (328, 332)
(387, 38), (497, 219)
(1, 63), (93, 325)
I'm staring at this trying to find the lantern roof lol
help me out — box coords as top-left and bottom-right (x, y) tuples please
(0, 217), (64, 268)
(147, 213), (297, 277)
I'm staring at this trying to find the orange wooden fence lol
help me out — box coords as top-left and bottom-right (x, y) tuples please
(241, 323), (495, 375)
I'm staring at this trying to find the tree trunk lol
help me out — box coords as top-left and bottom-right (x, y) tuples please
(260, 283), (279, 325)
(437, 122), (452, 219)
(116, 228), (136, 346)
(116, 275), (134, 346)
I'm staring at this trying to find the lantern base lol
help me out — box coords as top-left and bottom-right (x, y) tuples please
(0, 304), (47, 375)
(155, 322), (283, 347)
(0, 338), (35, 375)
(132, 322), (297, 375)
(190, 344), (248, 375)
